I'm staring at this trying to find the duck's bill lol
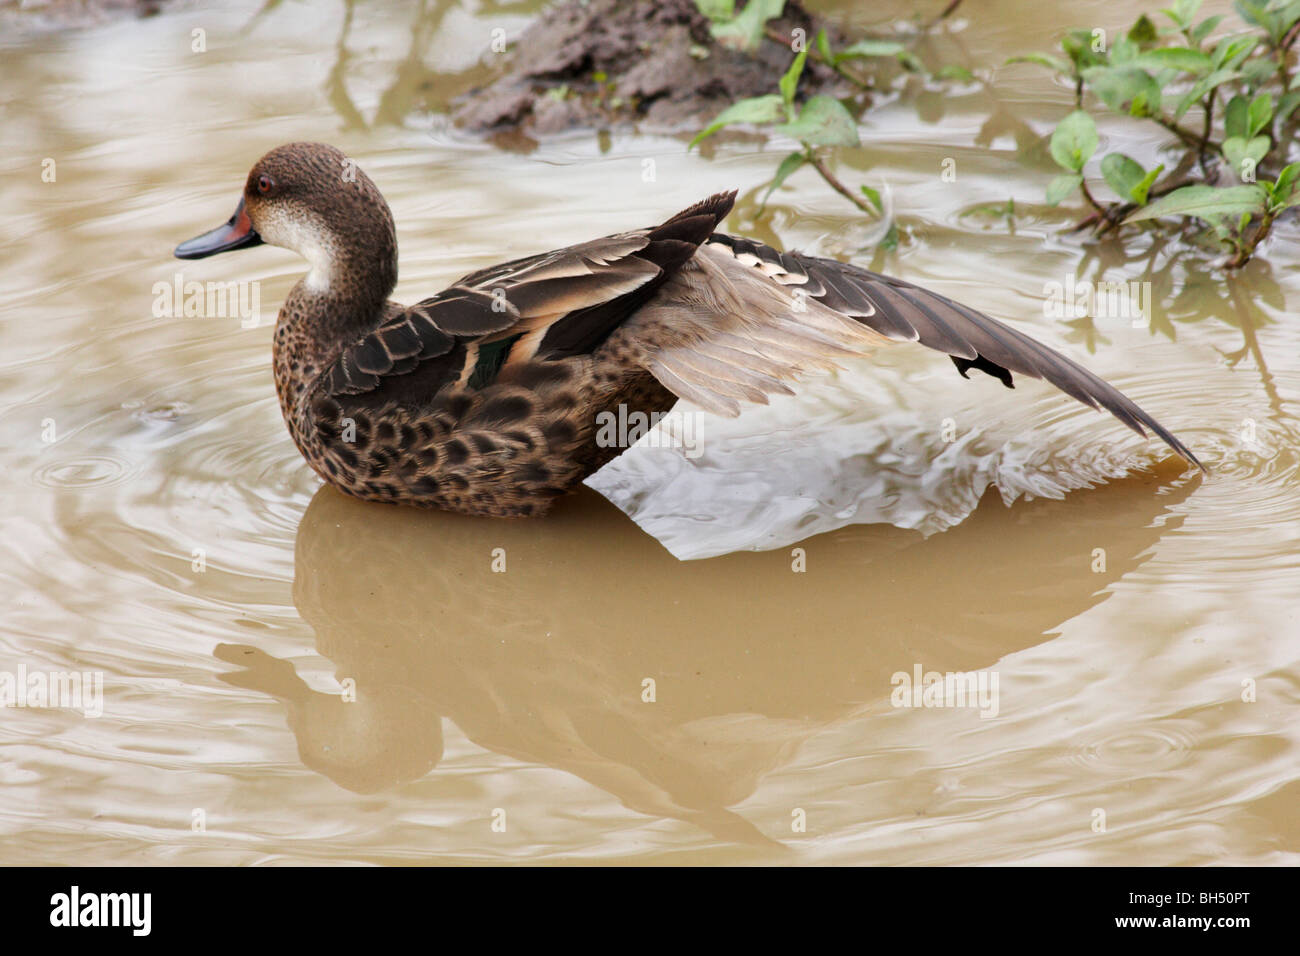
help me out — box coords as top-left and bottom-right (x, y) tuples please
(174, 198), (263, 259)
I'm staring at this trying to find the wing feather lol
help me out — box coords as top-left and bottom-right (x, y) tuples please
(629, 234), (1202, 470)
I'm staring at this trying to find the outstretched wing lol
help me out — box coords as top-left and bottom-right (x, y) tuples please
(319, 192), (738, 403)
(627, 232), (1203, 470)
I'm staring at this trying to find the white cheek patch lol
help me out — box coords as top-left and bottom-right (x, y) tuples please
(258, 211), (335, 294)
(304, 260), (331, 294)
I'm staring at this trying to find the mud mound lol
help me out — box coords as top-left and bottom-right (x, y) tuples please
(452, 0), (856, 137)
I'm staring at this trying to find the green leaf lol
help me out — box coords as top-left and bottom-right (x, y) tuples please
(1232, 0), (1266, 28)
(709, 0), (784, 51)
(815, 28), (834, 65)
(1278, 90), (1300, 122)
(1131, 163), (1165, 204)
(1123, 183), (1268, 222)
(895, 50), (926, 72)
(1049, 110), (1098, 172)
(694, 0), (735, 21)
(774, 95), (860, 146)
(1189, 14), (1224, 43)
(936, 64), (975, 82)
(1241, 57), (1279, 86)
(1111, 36), (1140, 64)
(1046, 173), (1084, 205)
(1129, 14), (1159, 45)
(1234, 0), (1300, 44)
(1130, 47), (1213, 74)
(1281, 0), (1300, 30)
(1160, 0), (1203, 29)
(1227, 94), (1248, 139)
(859, 184), (883, 213)
(1101, 153), (1148, 201)
(1174, 69), (1242, 118)
(1247, 92), (1273, 136)
(836, 38), (906, 59)
(1211, 35), (1258, 71)
(1269, 162), (1300, 206)
(689, 94), (786, 147)
(779, 49), (808, 107)
(877, 221), (900, 252)
(760, 151), (807, 206)
(1062, 29), (1109, 71)
(1224, 94), (1249, 138)
(1006, 52), (1071, 73)
(1083, 65), (1162, 116)
(1221, 134), (1270, 177)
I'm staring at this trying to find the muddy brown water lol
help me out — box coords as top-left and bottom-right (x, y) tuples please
(1, 0), (1297, 863)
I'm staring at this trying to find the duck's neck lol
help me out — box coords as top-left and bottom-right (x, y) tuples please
(275, 222), (392, 348)
(272, 235), (399, 423)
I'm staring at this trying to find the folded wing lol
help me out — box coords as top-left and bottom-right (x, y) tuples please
(319, 192), (740, 403)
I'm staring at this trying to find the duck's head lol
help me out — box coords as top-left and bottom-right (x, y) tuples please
(174, 142), (397, 299)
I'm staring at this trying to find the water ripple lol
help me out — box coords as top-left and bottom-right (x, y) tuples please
(32, 455), (136, 489)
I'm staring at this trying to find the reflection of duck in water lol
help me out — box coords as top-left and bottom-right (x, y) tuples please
(177, 143), (1201, 518)
(217, 471), (1197, 844)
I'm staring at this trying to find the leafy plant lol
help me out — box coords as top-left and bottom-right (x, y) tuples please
(692, 0), (949, 87)
(1015, 0), (1300, 266)
(691, 34), (881, 215)
(696, 0), (787, 52)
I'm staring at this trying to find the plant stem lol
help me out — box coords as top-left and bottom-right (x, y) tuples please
(762, 25), (873, 90)
(805, 149), (878, 215)
(1198, 88), (1217, 176)
(1227, 210), (1278, 268)
(1078, 179), (1109, 220)
(1279, 22), (1300, 91)
(1077, 175), (1202, 235)
(923, 0), (964, 31)
(1153, 115), (1204, 149)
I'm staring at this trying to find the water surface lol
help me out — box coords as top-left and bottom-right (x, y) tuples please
(1, 0), (1297, 864)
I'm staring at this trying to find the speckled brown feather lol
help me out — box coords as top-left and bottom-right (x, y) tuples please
(267, 146), (727, 516)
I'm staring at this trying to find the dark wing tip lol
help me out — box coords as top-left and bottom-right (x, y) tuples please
(963, 327), (1208, 474)
(798, 257), (1207, 473)
(1123, 408), (1208, 473)
(976, 327), (1207, 474)
(955, 339), (1205, 472)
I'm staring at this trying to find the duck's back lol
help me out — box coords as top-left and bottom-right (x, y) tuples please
(287, 193), (738, 516)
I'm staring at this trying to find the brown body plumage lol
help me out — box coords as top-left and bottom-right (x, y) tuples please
(176, 142), (1201, 517)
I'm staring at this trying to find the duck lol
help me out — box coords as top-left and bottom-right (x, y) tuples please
(175, 142), (1202, 517)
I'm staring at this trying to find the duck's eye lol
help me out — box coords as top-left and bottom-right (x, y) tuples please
(257, 175), (275, 195)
